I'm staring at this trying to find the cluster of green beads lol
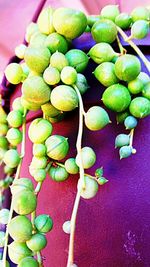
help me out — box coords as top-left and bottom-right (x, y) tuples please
(0, 4), (150, 267)
(0, 207), (53, 265)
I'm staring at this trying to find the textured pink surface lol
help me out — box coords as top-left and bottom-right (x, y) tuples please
(1, 1), (150, 267)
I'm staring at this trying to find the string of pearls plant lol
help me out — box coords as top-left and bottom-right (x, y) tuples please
(0, 4), (150, 267)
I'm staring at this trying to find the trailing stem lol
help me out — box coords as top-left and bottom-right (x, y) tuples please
(116, 34), (127, 55)
(129, 129), (134, 147)
(129, 129), (136, 154)
(66, 85), (86, 267)
(37, 251), (44, 267)
(117, 26), (150, 73)
(2, 113), (27, 267)
(31, 184), (43, 267)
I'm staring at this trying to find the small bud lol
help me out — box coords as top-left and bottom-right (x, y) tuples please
(119, 146), (132, 159)
(115, 134), (130, 148)
(95, 167), (103, 178)
(132, 148), (137, 154)
(131, 20), (149, 40)
(62, 220), (71, 234)
(34, 214), (53, 233)
(97, 177), (108, 185)
(124, 116), (138, 129)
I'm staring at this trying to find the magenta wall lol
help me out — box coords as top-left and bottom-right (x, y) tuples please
(1, 1), (150, 267)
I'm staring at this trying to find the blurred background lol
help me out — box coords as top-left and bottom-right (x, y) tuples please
(0, 0), (150, 75)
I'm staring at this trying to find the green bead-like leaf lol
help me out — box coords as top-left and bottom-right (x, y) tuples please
(97, 177), (108, 185)
(95, 167), (103, 178)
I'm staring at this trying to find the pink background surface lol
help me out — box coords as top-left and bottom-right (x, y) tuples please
(1, 1), (150, 267)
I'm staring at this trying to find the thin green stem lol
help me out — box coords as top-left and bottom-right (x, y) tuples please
(84, 173), (97, 181)
(129, 129), (136, 154)
(55, 162), (65, 168)
(31, 183), (43, 266)
(34, 182), (43, 195)
(2, 114), (27, 267)
(45, 162), (52, 173)
(117, 26), (150, 73)
(31, 210), (36, 228)
(37, 251), (43, 267)
(73, 84), (86, 189)
(73, 84), (86, 117)
(20, 117), (26, 158)
(67, 85), (85, 267)
(129, 129), (134, 147)
(67, 189), (81, 267)
(116, 34), (127, 55)
(125, 35), (133, 41)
